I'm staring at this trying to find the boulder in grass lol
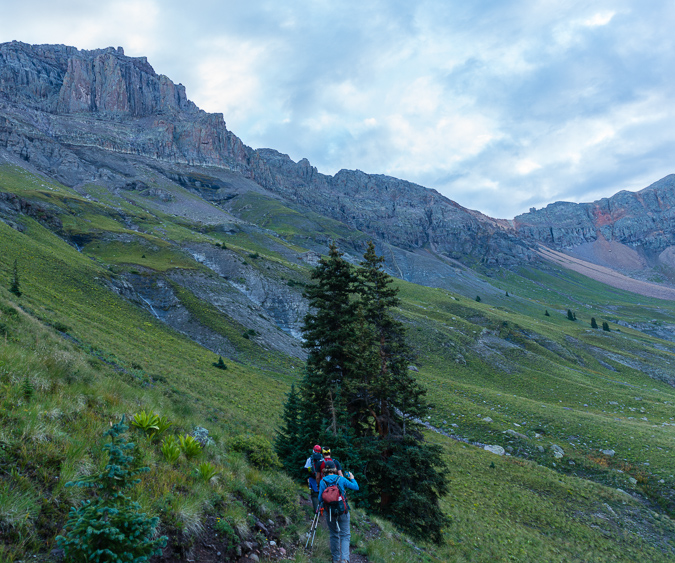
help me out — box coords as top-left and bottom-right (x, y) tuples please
(551, 444), (564, 458)
(505, 429), (528, 440)
(484, 445), (505, 456)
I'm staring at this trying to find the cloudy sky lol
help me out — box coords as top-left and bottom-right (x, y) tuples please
(2, 1), (675, 218)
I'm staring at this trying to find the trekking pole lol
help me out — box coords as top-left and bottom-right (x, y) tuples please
(309, 507), (323, 550)
(305, 507), (320, 550)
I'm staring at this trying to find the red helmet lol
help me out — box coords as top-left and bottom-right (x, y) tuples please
(313, 444), (322, 452)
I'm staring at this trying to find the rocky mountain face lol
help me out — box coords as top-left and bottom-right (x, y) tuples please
(0, 41), (534, 267)
(249, 150), (534, 265)
(514, 176), (675, 273)
(0, 42), (249, 177)
(1, 41), (675, 282)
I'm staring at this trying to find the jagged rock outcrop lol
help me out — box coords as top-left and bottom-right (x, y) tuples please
(0, 41), (536, 266)
(514, 176), (675, 270)
(0, 41), (250, 173)
(249, 149), (535, 265)
(3, 41), (675, 274)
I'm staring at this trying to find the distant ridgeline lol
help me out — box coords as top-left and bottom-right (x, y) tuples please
(2, 41), (674, 280)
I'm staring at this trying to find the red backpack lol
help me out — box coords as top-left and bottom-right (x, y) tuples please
(321, 477), (348, 515)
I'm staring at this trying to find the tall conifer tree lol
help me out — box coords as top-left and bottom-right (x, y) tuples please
(275, 384), (306, 479)
(300, 243), (359, 437)
(277, 241), (449, 542)
(351, 241), (448, 541)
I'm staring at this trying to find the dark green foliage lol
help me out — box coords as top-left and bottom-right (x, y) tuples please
(275, 384), (306, 478)
(363, 437), (449, 543)
(300, 243), (360, 436)
(9, 259), (21, 297)
(567, 309), (576, 321)
(230, 435), (281, 469)
(475, 295), (481, 302)
(277, 241), (449, 542)
(505, 291), (509, 297)
(22, 376), (34, 402)
(602, 321), (611, 331)
(52, 321), (70, 333)
(544, 309), (550, 316)
(242, 329), (257, 340)
(55, 417), (166, 562)
(591, 317), (598, 329)
(212, 356), (228, 370)
(248, 252), (260, 259)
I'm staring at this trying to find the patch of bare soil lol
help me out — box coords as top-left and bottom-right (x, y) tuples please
(538, 246), (675, 301)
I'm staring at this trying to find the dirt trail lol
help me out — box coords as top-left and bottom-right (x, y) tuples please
(297, 494), (370, 563)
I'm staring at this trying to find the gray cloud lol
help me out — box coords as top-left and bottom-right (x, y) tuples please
(3, 0), (675, 218)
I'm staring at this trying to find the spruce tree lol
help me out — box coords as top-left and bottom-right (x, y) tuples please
(9, 259), (21, 297)
(275, 384), (306, 479)
(591, 317), (598, 329)
(353, 241), (448, 540)
(602, 321), (611, 331)
(278, 241), (449, 542)
(56, 417), (166, 562)
(353, 241), (429, 437)
(301, 243), (360, 437)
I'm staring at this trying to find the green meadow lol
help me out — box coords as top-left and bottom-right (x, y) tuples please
(0, 163), (674, 561)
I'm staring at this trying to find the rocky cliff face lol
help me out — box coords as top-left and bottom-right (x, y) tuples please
(514, 176), (675, 268)
(0, 41), (250, 174)
(0, 41), (536, 267)
(2, 41), (675, 274)
(249, 149), (535, 265)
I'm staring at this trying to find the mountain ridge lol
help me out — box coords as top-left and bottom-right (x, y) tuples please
(1, 41), (675, 285)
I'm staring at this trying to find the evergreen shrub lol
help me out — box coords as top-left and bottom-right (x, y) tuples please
(230, 435), (281, 469)
(55, 417), (166, 562)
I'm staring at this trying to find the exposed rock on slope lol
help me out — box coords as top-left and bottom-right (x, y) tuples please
(0, 41), (534, 266)
(3, 40), (675, 285)
(249, 149), (535, 265)
(515, 176), (675, 273)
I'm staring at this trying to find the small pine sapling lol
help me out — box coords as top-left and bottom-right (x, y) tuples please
(212, 356), (228, 370)
(544, 309), (550, 316)
(9, 259), (21, 297)
(56, 417), (166, 562)
(591, 317), (598, 329)
(475, 295), (481, 302)
(602, 321), (611, 331)
(22, 376), (35, 402)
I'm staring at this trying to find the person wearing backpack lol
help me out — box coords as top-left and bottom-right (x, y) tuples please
(303, 445), (323, 511)
(318, 447), (343, 482)
(318, 460), (359, 563)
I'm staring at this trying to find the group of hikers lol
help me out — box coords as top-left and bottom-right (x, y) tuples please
(304, 445), (359, 563)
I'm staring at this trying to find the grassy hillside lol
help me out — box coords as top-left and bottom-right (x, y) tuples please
(1, 162), (674, 561)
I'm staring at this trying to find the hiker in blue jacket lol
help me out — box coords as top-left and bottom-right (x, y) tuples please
(318, 460), (359, 563)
